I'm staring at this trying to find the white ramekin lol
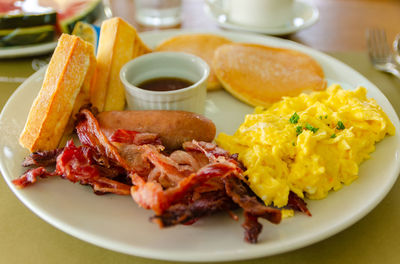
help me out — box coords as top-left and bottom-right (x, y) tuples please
(120, 52), (210, 114)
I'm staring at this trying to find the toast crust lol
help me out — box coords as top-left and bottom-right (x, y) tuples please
(19, 34), (95, 152)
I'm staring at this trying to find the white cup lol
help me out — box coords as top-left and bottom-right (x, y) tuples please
(120, 52), (210, 114)
(207, 0), (294, 28)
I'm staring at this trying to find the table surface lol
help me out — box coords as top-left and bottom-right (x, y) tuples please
(1, 0), (400, 263)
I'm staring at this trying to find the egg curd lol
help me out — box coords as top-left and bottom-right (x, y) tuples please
(216, 84), (395, 215)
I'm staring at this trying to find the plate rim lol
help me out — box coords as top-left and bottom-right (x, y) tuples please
(0, 41), (58, 59)
(1, 29), (400, 262)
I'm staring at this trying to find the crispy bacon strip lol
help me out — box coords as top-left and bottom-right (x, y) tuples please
(150, 174), (282, 243)
(242, 212), (263, 244)
(287, 191), (312, 216)
(183, 140), (230, 162)
(91, 177), (131, 195)
(22, 148), (63, 167)
(110, 129), (162, 146)
(151, 190), (237, 227)
(56, 140), (130, 195)
(130, 162), (240, 215)
(223, 176), (281, 224)
(12, 167), (56, 188)
(56, 140), (99, 183)
(75, 109), (131, 171)
(141, 144), (194, 188)
(223, 175), (282, 243)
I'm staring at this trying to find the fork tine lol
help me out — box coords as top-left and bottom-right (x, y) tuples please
(378, 29), (390, 57)
(373, 29), (384, 58)
(367, 28), (377, 58)
(367, 28), (391, 62)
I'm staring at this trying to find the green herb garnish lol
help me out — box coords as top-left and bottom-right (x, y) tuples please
(305, 123), (319, 133)
(296, 126), (303, 136)
(330, 133), (337, 138)
(289, 112), (300, 124)
(336, 121), (345, 130)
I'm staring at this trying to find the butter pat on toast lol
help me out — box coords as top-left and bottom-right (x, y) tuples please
(19, 34), (96, 152)
(91, 17), (151, 112)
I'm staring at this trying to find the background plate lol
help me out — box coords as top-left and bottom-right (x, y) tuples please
(0, 30), (399, 262)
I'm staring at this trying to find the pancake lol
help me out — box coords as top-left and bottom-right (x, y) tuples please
(155, 34), (231, 91)
(213, 43), (326, 107)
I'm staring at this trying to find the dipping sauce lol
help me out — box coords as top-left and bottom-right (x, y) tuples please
(137, 77), (194, 91)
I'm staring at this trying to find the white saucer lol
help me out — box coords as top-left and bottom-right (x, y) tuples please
(204, 0), (319, 36)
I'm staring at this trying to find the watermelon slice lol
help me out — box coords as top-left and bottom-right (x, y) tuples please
(45, 0), (103, 33)
(0, 0), (57, 29)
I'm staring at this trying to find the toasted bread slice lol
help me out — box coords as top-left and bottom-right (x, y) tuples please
(91, 17), (151, 112)
(19, 34), (95, 152)
(213, 43), (326, 107)
(59, 42), (96, 146)
(155, 34), (231, 91)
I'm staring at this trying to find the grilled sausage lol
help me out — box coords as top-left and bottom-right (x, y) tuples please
(96, 110), (216, 150)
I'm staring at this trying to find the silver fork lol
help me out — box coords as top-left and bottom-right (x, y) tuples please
(366, 28), (400, 79)
(393, 33), (400, 64)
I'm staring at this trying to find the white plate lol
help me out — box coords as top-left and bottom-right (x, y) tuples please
(205, 0), (319, 36)
(0, 41), (58, 59)
(1, 30), (400, 262)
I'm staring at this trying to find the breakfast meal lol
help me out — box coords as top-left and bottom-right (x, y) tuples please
(217, 84), (395, 216)
(212, 43), (326, 107)
(155, 33), (231, 90)
(9, 16), (396, 244)
(0, 0), (103, 46)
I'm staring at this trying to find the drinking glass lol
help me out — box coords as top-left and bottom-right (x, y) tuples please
(134, 0), (182, 27)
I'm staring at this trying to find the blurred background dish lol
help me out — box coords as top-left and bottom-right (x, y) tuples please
(0, 0), (111, 59)
(0, 41), (57, 59)
(204, 0), (319, 36)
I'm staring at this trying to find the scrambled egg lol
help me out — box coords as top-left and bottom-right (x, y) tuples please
(216, 84), (395, 211)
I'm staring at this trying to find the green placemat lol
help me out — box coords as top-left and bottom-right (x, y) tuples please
(0, 52), (399, 264)
(0, 55), (50, 108)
